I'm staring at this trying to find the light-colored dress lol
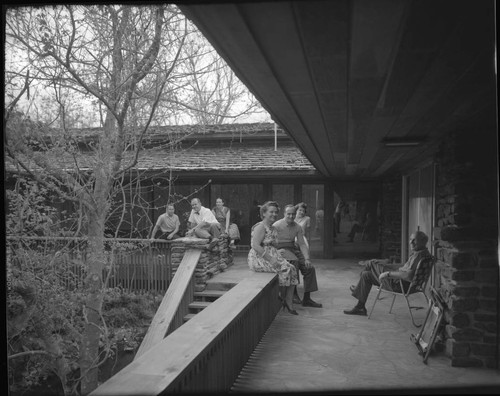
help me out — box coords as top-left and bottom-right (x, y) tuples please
(212, 206), (241, 241)
(248, 222), (299, 287)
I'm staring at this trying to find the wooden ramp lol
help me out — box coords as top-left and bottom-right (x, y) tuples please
(90, 271), (280, 395)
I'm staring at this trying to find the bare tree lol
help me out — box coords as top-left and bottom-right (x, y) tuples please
(5, 5), (187, 393)
(5, 5), (269, 394)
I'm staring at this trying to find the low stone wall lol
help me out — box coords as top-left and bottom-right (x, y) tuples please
(170, 235), (234, 292)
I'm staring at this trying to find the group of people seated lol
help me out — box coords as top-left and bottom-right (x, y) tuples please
(150, 197), (241, 248)
(151, 197), (431, 322)
(248, 201), (322, 315)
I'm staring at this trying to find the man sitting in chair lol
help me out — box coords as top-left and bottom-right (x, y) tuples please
(343, 230), (431, 316)
(273, 204), (322, 308)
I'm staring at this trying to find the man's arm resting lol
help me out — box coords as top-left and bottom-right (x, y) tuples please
(379, 269), (412, 282)
(150, 225), (159, 239)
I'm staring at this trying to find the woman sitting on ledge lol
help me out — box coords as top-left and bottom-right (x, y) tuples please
(212, 197), (241, 247)
(248, 201), (299, 315)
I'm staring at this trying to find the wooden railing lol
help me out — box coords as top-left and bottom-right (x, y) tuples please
(90, 271), (280, 395)
(7, 236), (173, 294)
(134, 248), (202, 360)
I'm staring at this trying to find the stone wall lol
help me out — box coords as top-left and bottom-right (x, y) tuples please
(434, 129), (499, 368)
(170, 235), (234, 292)
(379, 175), (403, 260)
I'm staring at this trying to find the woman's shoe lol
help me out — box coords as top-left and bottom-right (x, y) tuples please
(282, 301), (298, 315)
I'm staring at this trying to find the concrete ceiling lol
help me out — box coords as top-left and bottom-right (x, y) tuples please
(179, 0), (497, 178)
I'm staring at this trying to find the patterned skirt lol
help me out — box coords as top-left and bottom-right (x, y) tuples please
(248, 246), (299, 287)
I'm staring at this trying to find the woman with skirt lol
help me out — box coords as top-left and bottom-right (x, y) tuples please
(248, 201), (299, 315)
(212, 197), (241, 247)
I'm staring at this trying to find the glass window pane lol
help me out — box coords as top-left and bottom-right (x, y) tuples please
(211, 184), (264, 245)
(302, 184), (324, 259)
(272, 184), (294, 211)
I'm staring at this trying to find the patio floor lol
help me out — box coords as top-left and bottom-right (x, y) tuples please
(214, 252), (500, 394)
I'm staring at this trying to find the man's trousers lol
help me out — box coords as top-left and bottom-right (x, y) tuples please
(279, 246), (319, 293)
(352, 260), (402, 304)
(193, 222), (221, 239)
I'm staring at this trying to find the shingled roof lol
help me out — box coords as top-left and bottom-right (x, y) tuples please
(6, 123), (318, 175)
(137, 143), (315, 172)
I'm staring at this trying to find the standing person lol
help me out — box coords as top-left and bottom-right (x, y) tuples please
(343, 231), (432, 316)
(150, 204), (180, 240)
(273, 204), (322, 308)
(248, 201), (299, 315)
(294, 202), (311, 248)
(335, 200), (345, 233)
(212, 197), (241, 247)
(315, 206), (324, 237)
(186, 198), (221, 249)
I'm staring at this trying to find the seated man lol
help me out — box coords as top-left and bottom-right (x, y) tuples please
(273, 204), (322, 308)
(150, 203), (180, 240)
(343, 230), (432, 316)
(185, 198), (221, 249)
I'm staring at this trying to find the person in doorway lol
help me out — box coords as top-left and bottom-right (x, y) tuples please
(315, 206), (324, 237)
(343, 230), (432, 316)
(334, 200), (345, 233)
(150, 203), (180, 240)
(294, 202), (311, 248)
(248, 201), (299, 315)
(186, 198), (221, 249)
(347, 212), (376, 242)
(273, 204), (322, 308)
(212, 197), (241, 247)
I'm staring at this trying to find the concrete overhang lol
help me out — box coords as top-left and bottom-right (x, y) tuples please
(179, 0), (497, 178)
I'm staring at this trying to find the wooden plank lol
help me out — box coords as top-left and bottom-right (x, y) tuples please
(134, 249), (201, 359)
(188, 301), (211, 310)
(91, 272), (278, 396)
(194, 290), (226, 298)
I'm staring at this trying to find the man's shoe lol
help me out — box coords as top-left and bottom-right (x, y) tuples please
(302, 298), (322, 308)
(208, 238), (219, 250)
(343, 306), (367, 316)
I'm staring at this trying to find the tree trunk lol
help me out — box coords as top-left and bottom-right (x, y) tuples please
(79, 108), (115, 395)
(78, 209), (106, 395)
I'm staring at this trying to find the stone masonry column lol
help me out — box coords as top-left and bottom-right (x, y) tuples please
(434, 129), (498, 368)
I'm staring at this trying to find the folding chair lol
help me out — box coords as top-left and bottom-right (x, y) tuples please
(368, 255), (436, 327)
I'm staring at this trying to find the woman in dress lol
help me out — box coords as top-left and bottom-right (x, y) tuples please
(294, 202), (311, 248)
(212, 197), (241, 246)
(248, 201), (299, 315)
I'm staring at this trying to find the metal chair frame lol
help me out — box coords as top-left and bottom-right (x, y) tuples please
(368, 255), (436, 327)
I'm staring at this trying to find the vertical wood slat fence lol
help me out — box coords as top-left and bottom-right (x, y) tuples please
(7, 236), (173, 294)
(90, 272), (281, 395)
(135, 248), (202, 360)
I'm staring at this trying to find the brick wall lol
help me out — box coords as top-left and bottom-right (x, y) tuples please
(379, 175), (402, 259)
(170, 236), (234, 292)
(434, 129), (499, 368)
